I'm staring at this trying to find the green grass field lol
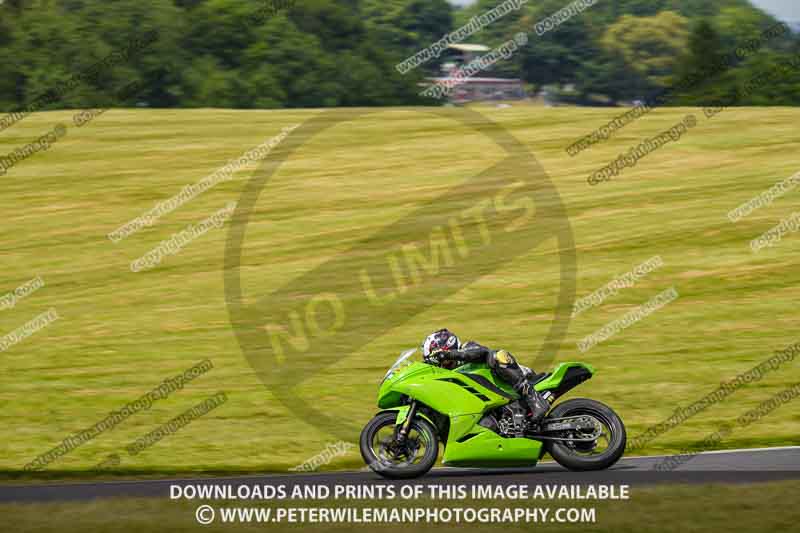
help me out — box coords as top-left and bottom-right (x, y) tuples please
(1, 104), (799, 477)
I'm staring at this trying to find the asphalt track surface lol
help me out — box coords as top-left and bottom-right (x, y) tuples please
(2, 446), (799, 503)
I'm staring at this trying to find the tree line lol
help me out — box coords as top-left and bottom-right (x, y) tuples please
(0, 0), (798, 111)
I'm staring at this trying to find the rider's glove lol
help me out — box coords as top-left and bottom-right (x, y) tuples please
(428, 349), (447, 363)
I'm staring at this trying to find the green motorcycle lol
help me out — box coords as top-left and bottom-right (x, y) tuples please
(360, 348), (626, 479)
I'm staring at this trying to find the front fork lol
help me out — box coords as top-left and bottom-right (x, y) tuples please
(395, 400), (417, 445)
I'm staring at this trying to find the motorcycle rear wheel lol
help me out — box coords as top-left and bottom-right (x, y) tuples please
(545, 398), (626, 471)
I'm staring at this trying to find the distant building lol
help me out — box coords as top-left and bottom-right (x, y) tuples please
(432, 76), (526, 103)
(422, 43), (526, 103)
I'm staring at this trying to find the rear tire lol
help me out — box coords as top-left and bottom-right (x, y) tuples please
(545, 398), (626, 471)
(360, 412), (438, 479)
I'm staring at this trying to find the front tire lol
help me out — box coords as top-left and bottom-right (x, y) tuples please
(360, 412), (438, 479)
(545, 398), (626, 471)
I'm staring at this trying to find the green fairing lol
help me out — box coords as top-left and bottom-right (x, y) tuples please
(444, 430), (544, 467)
(456, 363), (519, 398)
(535, 362), (596, 392)
(375, 360), (595, 467)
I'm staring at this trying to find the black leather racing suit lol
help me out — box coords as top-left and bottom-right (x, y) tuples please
(437, 341), (550, 424)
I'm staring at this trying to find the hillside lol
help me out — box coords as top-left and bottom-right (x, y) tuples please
(1, 105), (799, 476)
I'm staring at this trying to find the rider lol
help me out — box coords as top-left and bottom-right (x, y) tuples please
(421, 328), (550, 425)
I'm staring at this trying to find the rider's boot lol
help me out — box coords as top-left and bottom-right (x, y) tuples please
(519, 381), (550, 425)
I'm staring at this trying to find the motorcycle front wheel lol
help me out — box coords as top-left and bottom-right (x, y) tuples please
(360, 412), (438, 479)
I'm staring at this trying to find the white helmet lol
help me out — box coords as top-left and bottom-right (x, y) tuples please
(422, 329), (460, 357)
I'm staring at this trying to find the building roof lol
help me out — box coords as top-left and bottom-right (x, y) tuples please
(426, 77), (523, 84)
(448, 43), (491, 52)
